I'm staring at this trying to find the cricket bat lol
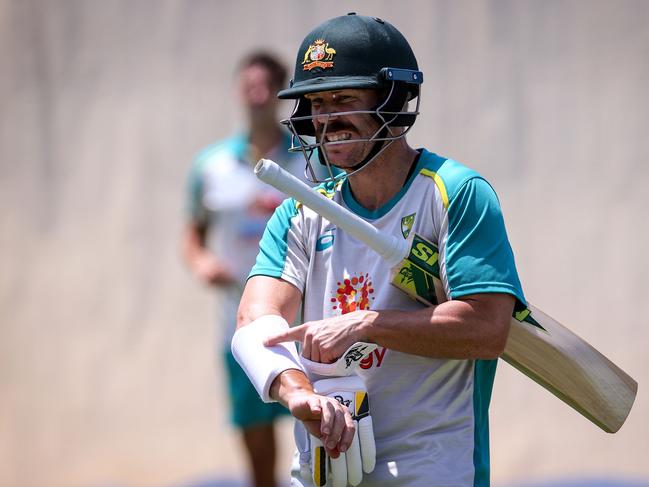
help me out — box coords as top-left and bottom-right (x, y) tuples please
(255, 158), (637, 433)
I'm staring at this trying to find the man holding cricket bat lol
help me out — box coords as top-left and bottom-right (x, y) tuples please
(232, 13), (526, 487)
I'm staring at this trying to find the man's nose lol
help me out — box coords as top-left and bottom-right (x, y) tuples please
(247, 85), (271, 107)
(313, 107), (338, 126)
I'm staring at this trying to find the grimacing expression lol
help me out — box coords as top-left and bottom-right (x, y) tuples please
(305, 89), (381, 169)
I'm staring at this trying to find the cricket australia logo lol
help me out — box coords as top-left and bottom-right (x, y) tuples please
(401, 212), (416, 238)
(302, 39), (336, 71)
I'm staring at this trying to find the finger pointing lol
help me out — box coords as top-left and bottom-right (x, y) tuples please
(263, 324), (306, 346)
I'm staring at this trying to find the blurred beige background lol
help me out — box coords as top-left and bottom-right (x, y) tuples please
(1, 1), (648, 486)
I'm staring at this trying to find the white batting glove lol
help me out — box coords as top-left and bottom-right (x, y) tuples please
(310, 376), (376, 487)
(301, 342), (377, 379)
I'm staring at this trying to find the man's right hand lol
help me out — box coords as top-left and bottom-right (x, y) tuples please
(288, 390), (357, 458)
(183, 222), (235, 287)
(271, 370), (356, 457)
(191, 253), (235, 286)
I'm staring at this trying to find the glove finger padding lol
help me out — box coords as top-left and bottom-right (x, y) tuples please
(330, 451), (348, 487)
(311, 376), (376, 487)
(351, 384), (376, 474)
(311, 436), (328, 487)
(358, 416), (376, 473)
(345, 421), (362, 486)
(294, 421), (313, 482)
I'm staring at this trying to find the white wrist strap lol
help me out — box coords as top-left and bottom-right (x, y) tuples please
(231, 314), (305, 402)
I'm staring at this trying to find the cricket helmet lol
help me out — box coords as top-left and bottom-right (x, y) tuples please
(279, 13), (424, 181)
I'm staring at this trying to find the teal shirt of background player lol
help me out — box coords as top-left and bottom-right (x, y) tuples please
(185, 131), (303, 429)
(186, 131), (305, 344)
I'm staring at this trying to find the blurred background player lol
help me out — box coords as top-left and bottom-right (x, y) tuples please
(183, 51), (304, 487)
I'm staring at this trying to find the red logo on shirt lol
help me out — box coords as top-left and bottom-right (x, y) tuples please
(330, 273), (375, 313)
(329, 273), (385, 369)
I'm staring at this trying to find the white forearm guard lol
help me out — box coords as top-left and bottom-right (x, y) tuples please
(231, 314), (305, 402)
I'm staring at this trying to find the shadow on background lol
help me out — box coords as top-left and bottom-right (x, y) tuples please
(169, 478), (244, 487)
(507, 478), (649, 487)
(165, 476), (649, 487)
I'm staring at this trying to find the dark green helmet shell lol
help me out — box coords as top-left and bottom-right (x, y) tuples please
(278, 13), (420, 99)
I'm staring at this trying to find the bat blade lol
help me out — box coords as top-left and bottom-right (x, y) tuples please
(504, 304), (638, 433)
(255, 158), (638, 433)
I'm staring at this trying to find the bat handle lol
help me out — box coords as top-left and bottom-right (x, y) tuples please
(255, 159), (409, 267)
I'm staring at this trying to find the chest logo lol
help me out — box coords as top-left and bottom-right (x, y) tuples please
(401, 212), (416, 239)
(331, 273), (375, 313)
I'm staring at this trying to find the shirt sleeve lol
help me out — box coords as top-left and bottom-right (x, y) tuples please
(186, 156), (209, 225)
(248, 198), (310, 293)
(442, 176), (526, 309)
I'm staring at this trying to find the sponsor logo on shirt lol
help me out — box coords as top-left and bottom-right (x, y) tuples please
(330, 273), (375, 313)
(316, 229), (336, 251)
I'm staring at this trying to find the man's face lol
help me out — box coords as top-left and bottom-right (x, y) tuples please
(239, 64), (279, 116)
(305, 89), (381, 169)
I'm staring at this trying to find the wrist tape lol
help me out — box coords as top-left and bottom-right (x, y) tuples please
(231, 314), (305, 402)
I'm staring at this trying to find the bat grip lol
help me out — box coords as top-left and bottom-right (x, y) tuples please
(255, 159), (409, 267)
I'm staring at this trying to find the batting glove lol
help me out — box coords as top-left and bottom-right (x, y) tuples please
(310, 375), (376, 487)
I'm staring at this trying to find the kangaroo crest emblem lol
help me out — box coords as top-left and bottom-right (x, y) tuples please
(302, 39), (336, 71)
